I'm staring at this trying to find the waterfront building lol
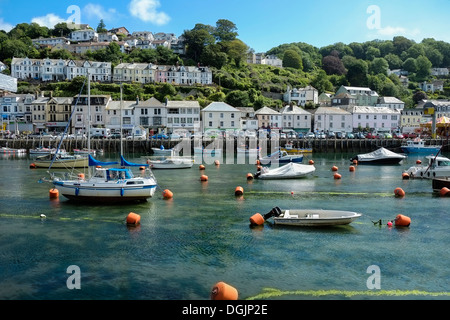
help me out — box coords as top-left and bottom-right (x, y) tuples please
(350, 106), (400, 132)
(255, 106), (281, 131)
(335, 85), (379, 106)
(166, 100), (201, 133)
(375, 97), (405, 111)
(284, 85), (319, 106)
(201, 102), (241, 132)
(313, 106), (352, 133)
(279, 105), (312, 133)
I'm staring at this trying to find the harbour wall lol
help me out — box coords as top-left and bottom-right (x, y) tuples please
(1, 138), (448, 154)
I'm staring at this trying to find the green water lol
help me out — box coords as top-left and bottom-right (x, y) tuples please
(0, 152), (449, 300)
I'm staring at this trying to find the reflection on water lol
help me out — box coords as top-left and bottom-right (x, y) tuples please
(0, 152), (449, 300)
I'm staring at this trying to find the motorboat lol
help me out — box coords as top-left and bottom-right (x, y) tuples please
(253, 207), (362, 227)
(52, 155), (157, 203)
(281, 142), (312, 154)
(152, 145), (175, 156)
(401, 138), (441, 154)
(259, 150), (303, 165)
(29, 147), (66, 156)
(33, 153), (89, 168)
(194, 146), (223, 155)
(74, 148), (103, 156)
(237, 145), (260, 155)
(351, 147), (406, 164)
(432, 177), (450, 192)
(1, 147), (27, 154)
(147, 157), (194, 169)
(405, 155), (450, 179)
(254, 162), (315, 179)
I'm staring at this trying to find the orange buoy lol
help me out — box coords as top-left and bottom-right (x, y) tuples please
(199, 164), (205, 170)
(352, 159), (358, 165)
(255, 160), (260, 165)
(332, 166), (338, 171)
(394, 214), (411, 227)
(249, 213), (265, 226)
(309, 159), (314, 165)
(439, 187), (450, 197)
(246, 173), (254, 180)
(126, 212), (141, 225)
(394, 187), (405, 197)
(402, 172), (410, 180)
(416, 160), (422, 164)
(139, 166), (146, 171)
(30, 163), (36, 169)
(214, 160), (220, 166)
(235, 186), (244, 196)
(334, 173), (342, 179)
(49, 188), (59, 199)
(78, 173), (85, 180)
(210, 282), (238, 300)
(349, 165), (355, 172)
(200, 175), (208, 181)
(162, 189), (173, 199)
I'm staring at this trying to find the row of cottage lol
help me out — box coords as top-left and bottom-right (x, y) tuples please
(10, 57), (213, 85)
(1, 92), (448, 136)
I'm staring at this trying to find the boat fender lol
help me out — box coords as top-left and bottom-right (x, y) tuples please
(332, 166), (338, 171)
(394, 214), (411, 227)
(199, 164), (205, 170)
(210, 282), (238, 300)
(200, 175), (208, 181)
(120, 188), (124, 196)
(334, 173), (342, 179)
(249, 207), (282, 226)
(75, 188), (79, 196)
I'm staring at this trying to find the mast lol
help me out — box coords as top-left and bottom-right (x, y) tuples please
(120, 83), (123, 156)
(87, 71), (91, 154)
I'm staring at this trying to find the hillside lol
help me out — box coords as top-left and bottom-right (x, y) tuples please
(2, 21), (450, 109)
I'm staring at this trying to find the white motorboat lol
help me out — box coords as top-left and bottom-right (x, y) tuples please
(1, 147), (27, 154)
(152, 146), (175, 156)
(254, 162), (315, 179)
(351, 147), (406, 164)
(259, 150), (303, 165)
(194, 146), (223, 155)
(147, 157), (194, 169)
(52, 155), (157, 203)
(29, 147), (66, 156)
(253, 207), (362, 227)
(401, 138), (441, 154)
(405, 155), (450, 179)
(74, 148), (102, 156)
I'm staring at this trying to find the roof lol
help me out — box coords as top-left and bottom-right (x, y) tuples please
(255, 106), (280, 115)
(202, 102), (240, 112)
(378, 97), (405, 104)
(106, 101), (135, 110)
(166, 100), (201, 109)
(314, 107), (351, 115)
(351, 106), (401, 114)
(280, 105), (311, 115)
(137, 97), (164, 107)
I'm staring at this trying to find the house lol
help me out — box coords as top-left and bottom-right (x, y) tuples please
(32, 37), (70, 48)
(109, 27), (130, 35)
(318, 93), (333, 106)
(284, 85), (319, 106)
(66, 60), (112, 82)
(419, 80), (444, 93)
(247, 53), (283, 68)
(71, 95), (112, 133)
(254, 106), (281, 130)
(431, 68), (449, 76)
(313, 107), (352, 133)
(351, 106), (401, 132)
(133, 97), (167, 133)
(131, 31), (154, 41)
(97, 32), (119, 42)
(201, 102), (241, 132)
(166, 100), (201, 133)
(113, 63), (157, 83)
(376, 97), (405, 111)
(70, 29), (98, 42)
(105, 100), (136, 135)
(279, 105), (312, 133)
(331, 92), (356, 108)
(237, 107), (258, 131)
(401, 105), (427, 133)
(44, 97), (74, 133)
(335, 86), (379, 106)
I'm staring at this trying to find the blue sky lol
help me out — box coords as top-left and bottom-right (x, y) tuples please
(1, 0), (449, 52)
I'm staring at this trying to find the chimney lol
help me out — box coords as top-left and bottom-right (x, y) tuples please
(136, 96), (139, 105)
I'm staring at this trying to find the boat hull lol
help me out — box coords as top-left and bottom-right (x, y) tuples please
(401, 146), (441, 154)
(53, 180), (157, 203)
(432, 178), (450, 192)
(34, 158), (89, 168)
(273, 209), (362, 227)
(148, 158), (194, 169)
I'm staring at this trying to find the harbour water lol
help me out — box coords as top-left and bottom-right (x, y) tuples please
(0, 151), (449, 300)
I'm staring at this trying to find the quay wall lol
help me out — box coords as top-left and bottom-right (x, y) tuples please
(1, 138), (448, 154)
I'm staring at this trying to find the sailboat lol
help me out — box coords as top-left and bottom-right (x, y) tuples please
(50, 73), (157, 203)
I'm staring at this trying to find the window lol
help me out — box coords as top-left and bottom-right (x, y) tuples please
(209, 113), (213, 118)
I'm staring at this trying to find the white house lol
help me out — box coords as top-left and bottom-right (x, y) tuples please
(351, 106), (401, 132)
(70, 29), (98, 42)
(419, 80), (444, 93)
(279, 105), (312, 133)
(201, 102), (241, 132)
(376, 97), (405, 111)
(166, 100), (201, 133)
(113, 63), (157, 83)
(314, 107), (352, 133)
(133, 97), (167, 133)
(32, 37), (70, 47)
(284, 85), (319, 106)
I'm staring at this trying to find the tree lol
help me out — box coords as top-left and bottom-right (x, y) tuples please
(370, 58), (389, 75)
(182, 27), (215, 61)
(402, 58), (417, 73)
(412, 91), (427, 104)
(200, 44), (228, 69)
(214, 19), (238, 42)
(415, 55), (432, 80)
(283, 49), (303, 70)
(322, 54), (346, 75)
(52, 23), (72, 37)
(384, 53), (403, 70)
(97, 20), (107, 33)
(225, 90), (250, 108)
(346, 59), (368, 86)
(222, 39), (248, 67)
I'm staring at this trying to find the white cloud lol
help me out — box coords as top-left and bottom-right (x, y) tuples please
(83, 3), (117, 21)
(31, 13), (65, 28)
(377, 26), (420, 37)
(128, 0), (170, 25)
(0, 18), (13, 32)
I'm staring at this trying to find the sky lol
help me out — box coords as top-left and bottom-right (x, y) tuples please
(1, 0), (449, 53)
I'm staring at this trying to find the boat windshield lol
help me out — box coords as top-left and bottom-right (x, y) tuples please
(107, 168), (133, 180)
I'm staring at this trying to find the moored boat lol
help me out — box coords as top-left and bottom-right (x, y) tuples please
(33, 153), (89, 168)
(405, 155), (450, 179)
(147, 156), (194, 169)
(152, 145), (175, 156)
(351, 147), (406, 164)
(1, 147), (27, 154)
(259, 150), (303, 165)
(401, 138), (441, 154)
(281, 142), (312, 154)
(254, 162), (315, 179)
(432, 177), (450, 192)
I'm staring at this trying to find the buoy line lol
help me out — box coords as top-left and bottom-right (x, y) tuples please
(245, 288), (450, 300)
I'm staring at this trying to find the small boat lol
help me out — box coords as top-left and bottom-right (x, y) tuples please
(351, 147), (406, 164)
(194, 147), (223, 155)
(1, 147), (27, 154)
(52, 155), (157, 203)
(258, 207), (362, 227)
(33, 153), (89, 168)
(259, 150), (303, 165)
(432, 177), (450, 192)
(405, 155), (450, 179)
(74, 148), (101, 156)
(237, 145), (259, 155)
(29, 147), (66, 155)
(281, 142), (312, 154)
(147, 157), (194, 169)
(254, 162), (315, 179)
(401, 138), (441, 154)
(152, 146), (175, 156)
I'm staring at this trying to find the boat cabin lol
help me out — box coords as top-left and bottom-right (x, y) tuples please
(93, 168), (134, 181)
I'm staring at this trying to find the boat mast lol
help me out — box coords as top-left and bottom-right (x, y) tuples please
(120, 83), (123, 156)
(87, 71), (91, 154)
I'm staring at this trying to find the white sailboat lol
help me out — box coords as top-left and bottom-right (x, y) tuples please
(50, 73), (157, 203)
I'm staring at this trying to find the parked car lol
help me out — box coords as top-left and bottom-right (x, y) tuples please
(354, 132), (366, 139)
(383, 133), (393, 139)
(365, 132), (378, 139)
(127, 134), (146, 140)
(393, 133), (404, 139)
(315, 132), (326, 139)
(346, 132), (355, 139)
(109, 133), (122, 139)
(403, 133), (417, 139)
(327, 131), (336, 139)
(305, 132), (315, 139)
(297, 132), (304, 139)
(151, 134), (169, 139)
